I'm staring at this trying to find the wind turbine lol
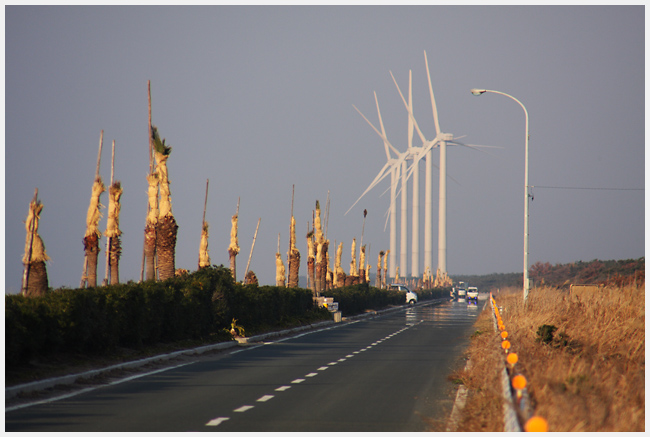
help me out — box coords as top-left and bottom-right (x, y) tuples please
(391, 50), (498, 276)
(346, 92), (411, 279)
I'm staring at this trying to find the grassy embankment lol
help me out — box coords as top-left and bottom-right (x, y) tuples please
(452, 283), (644, 432)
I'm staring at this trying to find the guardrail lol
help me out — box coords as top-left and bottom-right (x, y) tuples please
(489, 292), (548, 432)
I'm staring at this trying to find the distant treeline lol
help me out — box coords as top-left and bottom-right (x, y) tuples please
(451, 257), (645, 291)
(452, 272), (522, 292)
(528, 257), (644, 288)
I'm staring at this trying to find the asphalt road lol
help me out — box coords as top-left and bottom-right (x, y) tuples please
(5, 298), (482, 432)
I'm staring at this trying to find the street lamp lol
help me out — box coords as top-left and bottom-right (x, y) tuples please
(471, 89), (530, 303)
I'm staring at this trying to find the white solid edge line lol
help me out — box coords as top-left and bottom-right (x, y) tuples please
(5, 361), (195, 413)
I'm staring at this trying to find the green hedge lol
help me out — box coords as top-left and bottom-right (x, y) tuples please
(5, 266), (328, 367)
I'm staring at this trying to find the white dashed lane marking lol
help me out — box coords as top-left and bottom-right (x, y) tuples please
(275, 386), (291, 392)
(204, 322), (418, 428)
(206, 417), (229, 426)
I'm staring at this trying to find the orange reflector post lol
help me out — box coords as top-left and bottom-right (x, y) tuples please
(501, 340), (511, 351)
(524, 416), (548, 432)
(501, 331), (508, 339)
(512, 374), (527, 390)
(506, 352), (518, 367)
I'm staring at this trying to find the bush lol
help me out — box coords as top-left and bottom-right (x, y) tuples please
(5, 266), (330, 367)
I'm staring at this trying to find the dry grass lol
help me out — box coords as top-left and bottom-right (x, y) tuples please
(486, 284), (645, 431)
(451, 305), (504, 431)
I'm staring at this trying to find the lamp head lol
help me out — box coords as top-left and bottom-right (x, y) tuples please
(471, 89), (487, 96)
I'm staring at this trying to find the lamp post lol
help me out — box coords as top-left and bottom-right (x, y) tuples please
(471, 89), (530, 303)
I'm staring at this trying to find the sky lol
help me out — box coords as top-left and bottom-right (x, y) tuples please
(5, 5), (645, 293)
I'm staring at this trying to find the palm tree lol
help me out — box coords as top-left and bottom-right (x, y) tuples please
(228, 211), (240, 282)
(22, 189), (50, 297)
(376, 251), (384, 288)
(199, 222), (210, 269)
(275, 251), (286, 287)
(106, 181), (123, 284)
(198, 179), (210, 270)
(287, 215), (300, 287)
(152, 126), (177, 281)
(144, 171), (159, 281)
(334, 242), (345, 288)
(81, 132), (105, 288)
(307, 230), (315, 292)
(82, 176), (105, 288)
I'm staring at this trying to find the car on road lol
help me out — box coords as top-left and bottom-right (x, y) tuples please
(388, 283), (418, 304)
(467, 286), (479, 303)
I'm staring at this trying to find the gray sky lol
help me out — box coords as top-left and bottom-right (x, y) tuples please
(5, 5), (645, 293)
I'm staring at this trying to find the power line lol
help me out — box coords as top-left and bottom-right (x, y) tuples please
(531, 185), (644, 191)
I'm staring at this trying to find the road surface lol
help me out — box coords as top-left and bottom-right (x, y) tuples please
(6, 298), (482, 432)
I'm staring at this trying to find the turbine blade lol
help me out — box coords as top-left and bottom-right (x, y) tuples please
(448, 141), (503, 157)
(353, 102), (400, 158)
(375, 92), (401, 156)
(389, 71), (428, 145)
(345, 161), (394, 215)
(424, 50), (441, 135)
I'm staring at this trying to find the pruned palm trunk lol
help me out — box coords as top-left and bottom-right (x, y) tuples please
(376, 251), (384, 288)
(313, 201), (326, 296)
(244, 270), (258, 285)
(144, 172), (159, 281)
(228, 213), (240, 282)
(198, 223), (211, 269)
(349, 238), (358, 284)
(275, 252), (286, 287)
(152, 126), (177, 281)
(287, 216), (300, 287)
(106, 182), (123, 284)
(334, 242), (344, 288)
(318, 240), (329, 294)
(307, 232), (315, 293)
(359, 245), (366, 285)
(157, 214), (178, 280)
(83, 178), (105, 288)
(22, 192), (50, 297)
(315, 243), (322, 296)
(383, 250), (390, 288)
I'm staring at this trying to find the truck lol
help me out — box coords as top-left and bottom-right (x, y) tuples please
(456, 281), (467, 299)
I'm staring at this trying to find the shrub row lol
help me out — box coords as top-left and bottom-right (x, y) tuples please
(322, 283), (449, 316)
(5, 266), (328, 367)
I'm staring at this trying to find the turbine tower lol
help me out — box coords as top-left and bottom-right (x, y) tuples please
(394, 51), (496, 276)
(346, 92), (410, 279)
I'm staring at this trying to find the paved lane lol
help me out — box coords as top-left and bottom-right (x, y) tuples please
(5, 298), (482, 432)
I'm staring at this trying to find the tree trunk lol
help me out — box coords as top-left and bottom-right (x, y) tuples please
(83, 234), (99, 287)
(308, 256), (316, 292)
(144, 223), (157, 281)
(229, 249), (237, 282)
(110, 236), (121, 284)
(319, 241), (329, 294)
(288, 250), (300, 287)
(376, 264), (382, 288)
(157, 215), (178, 281)
(24, 261), (48, 297)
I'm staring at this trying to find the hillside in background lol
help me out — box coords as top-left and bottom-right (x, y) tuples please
(451, 257), (644, 291)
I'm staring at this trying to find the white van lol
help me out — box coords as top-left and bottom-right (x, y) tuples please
(389, 283), (418, 304)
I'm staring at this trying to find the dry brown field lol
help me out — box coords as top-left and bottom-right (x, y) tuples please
(452, 283), (644, 432)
